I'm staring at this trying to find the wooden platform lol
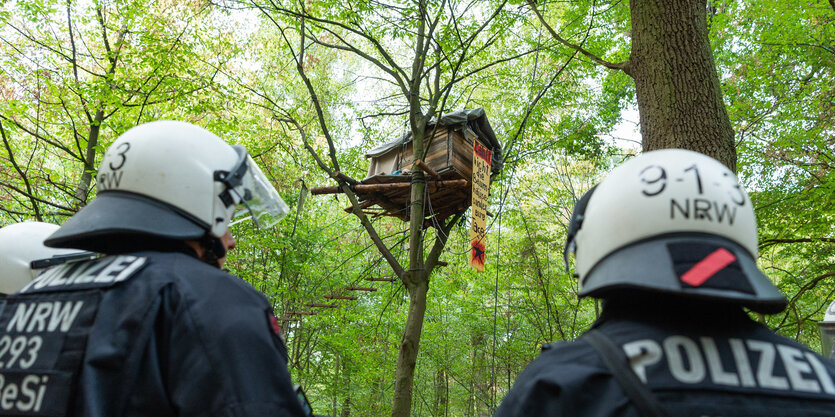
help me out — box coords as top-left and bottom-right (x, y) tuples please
(354, 174), (470, 221)
(311, 109), (501, 223)
(355, 126), (478, 222)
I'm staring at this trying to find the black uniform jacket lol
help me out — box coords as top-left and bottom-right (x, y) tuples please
(0, 251), (305, 417)
(495, 300), (835, 417)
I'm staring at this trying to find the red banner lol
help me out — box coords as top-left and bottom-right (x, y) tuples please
(469, 140), (491, 272)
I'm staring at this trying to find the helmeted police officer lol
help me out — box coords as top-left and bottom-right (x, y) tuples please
(0, 222), (94, 297)
(0, 121), (307, 416)
(495, 149), (835, 416)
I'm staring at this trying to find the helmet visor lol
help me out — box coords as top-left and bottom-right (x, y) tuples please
(230, 154), (290, 228)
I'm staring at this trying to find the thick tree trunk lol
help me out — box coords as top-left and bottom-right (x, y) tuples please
(629, 0), (737, 171)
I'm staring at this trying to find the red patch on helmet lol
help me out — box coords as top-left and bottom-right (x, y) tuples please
(680, 248), (737, 287)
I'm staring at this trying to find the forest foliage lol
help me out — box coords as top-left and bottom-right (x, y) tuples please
(1, 1), (833, 416)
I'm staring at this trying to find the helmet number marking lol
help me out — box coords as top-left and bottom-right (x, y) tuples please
(108, 142), (131, 171)
(684, 164), (703, 194)
(723, 173), (746, 206)
(639, 165), (667, 196)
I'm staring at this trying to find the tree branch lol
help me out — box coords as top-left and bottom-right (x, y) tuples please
(425, 213), (463, 274)
(252, 0), (411, 92)
(760, 238), (835, 250)
(527, 0), (628, 72)
(0, 181), (74, 213)
(0, 121), (43, 220)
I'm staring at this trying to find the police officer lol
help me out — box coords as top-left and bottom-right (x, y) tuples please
(0, 222), (94, 297)
(495, 149), (835, 416)
(0, 121), (307, 416)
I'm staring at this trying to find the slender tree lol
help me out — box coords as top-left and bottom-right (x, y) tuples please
(240, 1), (548, 415)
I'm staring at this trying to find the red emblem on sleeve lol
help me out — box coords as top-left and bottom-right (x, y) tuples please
(268, 312), (282, 336)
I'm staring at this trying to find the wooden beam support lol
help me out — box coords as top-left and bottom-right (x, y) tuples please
(344, 200), (377, 213)
(332, 171), (359, 185)
(305, 303), (339, 308)
(288, 311), (316, 316)
(310, 185), (340, 195)
(365, 277), (396, 282)
(346, 286), (378, 292)
(310, 179), (469, 195)
(324, 295), (358, 300)
(415, 159), (441, 180)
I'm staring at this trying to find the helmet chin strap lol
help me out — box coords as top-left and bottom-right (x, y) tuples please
(198, 234), (226, 268)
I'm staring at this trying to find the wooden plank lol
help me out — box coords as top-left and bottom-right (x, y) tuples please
(451, 133), (475, 178)
(347, 285), (378, 292)
(415, 159), (440, 179)
(343, 200), (377, 213)
(324, 295), (358, 300)
(288, 311), (316, 316)
(423, 129), (452, 173)
(366, 277), (396, 282)
(305, 303), (339, 308)
(446, 130), (454, 175)
(313, 179), (468, 195)
(393, 127), (451, 174)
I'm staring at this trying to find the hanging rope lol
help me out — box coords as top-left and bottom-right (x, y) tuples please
(490, 175), (503, 411)
(490, 4), (545, 410)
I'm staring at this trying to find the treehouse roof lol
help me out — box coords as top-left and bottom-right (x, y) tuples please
(365, 108), (502, 174)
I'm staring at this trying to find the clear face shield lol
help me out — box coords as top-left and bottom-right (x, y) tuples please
(219, 145), (290, 229)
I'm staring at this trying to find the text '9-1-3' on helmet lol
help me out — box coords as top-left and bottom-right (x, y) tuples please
(44, 121), (290, 253)
(564, 149), (787, 314)
(0, 222), (95, 295)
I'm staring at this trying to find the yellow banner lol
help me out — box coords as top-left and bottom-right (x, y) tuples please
(469, 140), (491, 272)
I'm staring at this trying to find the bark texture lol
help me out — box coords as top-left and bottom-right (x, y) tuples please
(629, 0), (737, 171)
(391, 279), (429, 417)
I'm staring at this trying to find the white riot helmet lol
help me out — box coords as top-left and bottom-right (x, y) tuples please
(0, 222), (95, 295)
(819, 300), (835, 359)
(564, 149), (786, 314)
(45, 121), (289, 255)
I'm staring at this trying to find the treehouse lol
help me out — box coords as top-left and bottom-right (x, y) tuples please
(311, 108), (502, 223)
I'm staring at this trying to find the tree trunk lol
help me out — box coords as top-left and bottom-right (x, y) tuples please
(391, 100), (430, 416)
(470, 334), (489, 417)
(391, 279), (429, 417)
(73, 109), (104, 208)
(332, 354), (340, 417)
(341, 358), (351, 417)
(629, 0), (737, 171)
(433, 368), (448, 417)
